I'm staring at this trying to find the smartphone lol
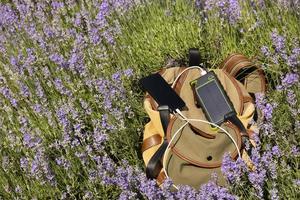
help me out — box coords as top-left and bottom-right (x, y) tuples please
(139, 73), (185, 111)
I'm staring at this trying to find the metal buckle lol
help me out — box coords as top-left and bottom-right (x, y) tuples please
(157, 105), (169, 111)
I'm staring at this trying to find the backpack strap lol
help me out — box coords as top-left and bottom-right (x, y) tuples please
(220, 53), (266, 94)
(146, 105), (170, 179)
(189, 48), (201, 67)
(220, 53), (266, 125)
(141, 134), (162, 153)
(226, 114), (252, 156)
(158, 105), (170, 133)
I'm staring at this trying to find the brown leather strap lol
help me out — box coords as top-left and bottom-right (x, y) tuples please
(243, 96), (254, 104)
(189, 123), (216, 139)
(219, 53), (240, 69)
(142, 134), (162, 153)
(221, 54), (249, 72)
(230, 60), (257, 76)
(174, 67), (188, 95)
(145, 94), (158, 111)
(247, 129), (255, 139)
(221, 54), (267, 94)
(157, 171), (167, 185)
(158, 68), (166, 75)
(225, 59), (253, 76)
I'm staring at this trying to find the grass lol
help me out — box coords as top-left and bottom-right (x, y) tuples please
(0, 0), (299, 199)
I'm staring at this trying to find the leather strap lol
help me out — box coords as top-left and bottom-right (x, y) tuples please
(226, 114), (253, 156)
(158, 105), (170, 133)
(189, 48), (201, 67)
(189, 124), (216, 139)
(142, 134), (162, 153)
(174, 67), (189, 95)
(234, 66), (257, 83)
(157, 171), (167, 185)
(146, 106), (170, 179)
(146, 139), (168, 179)
(221, 54), (266, 94)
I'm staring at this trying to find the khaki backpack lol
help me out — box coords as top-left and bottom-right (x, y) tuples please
(141, 53), (266, 188)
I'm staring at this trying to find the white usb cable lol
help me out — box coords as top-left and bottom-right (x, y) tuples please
(171, 66), (207, 88)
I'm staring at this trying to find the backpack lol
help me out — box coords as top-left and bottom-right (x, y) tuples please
(141, 51), (266, 188)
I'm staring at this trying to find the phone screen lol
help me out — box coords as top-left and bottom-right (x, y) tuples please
(140, 73), (186, 111)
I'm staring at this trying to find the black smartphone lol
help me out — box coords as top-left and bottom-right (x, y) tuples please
(139, 73), (185, 111)
(190, 71), (236, 125)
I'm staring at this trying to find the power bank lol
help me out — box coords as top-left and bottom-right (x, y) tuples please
(190, 71), (236, 125)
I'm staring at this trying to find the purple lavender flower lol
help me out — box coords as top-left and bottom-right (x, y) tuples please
(55, 156), (71, 170)
(287, 47), (300, 68)
(23, 133), (42, 148)
(68, 52), (79, 67)
(205, 0), (241, 25)
(119, 191), (137, 200)
(271, 30), (286, 54)
(95, 0), (110, 29)
(42, 67), (51, 78)
(20, 157), (29, 170)
(222, 154), (247, 183)
(137, 174), (163, 200)
(56, 106), (70, 128)
(112, 71), (122, 82)
(226, 0), (241, 24)
(111, 0), (136, 15)
(49, 53), (65, 66)
(43, 25), (55, 38)
(0, 4), (18, 27)
(269, 185), (279, 200)
(271, 145), (282, 157)
(74, 13), (82, 27)
(175, 185), (197, 200)
(34, 80), (46, 101)
(10, 56), (18, 66)
(291, 145), (299, 156)
(0, 86), (18, 107)
(51, 1), (64, 10)
(15, 185), (22, 193)
(83, 191), (93, 199)
(281, 73), (299, 88)
(249, 169), (266, 198)
(18, 81), (30, 98)
(89, 28), (101, 45)
(261, 46), (271, 57)
(255, 93), (266, 110)
(160, 178), (175, 199)
(286, 90), (297, 106)
(124, 68), (134, 77)
(32, 104), (43, 114)
(93, 130), (107, 150)
(293, 179), (300, 186)
(198, 174), (237, 200)
(263, 103), (275, 121)
(30, 159), (39, 175)
(88, 169), (97, 182)
(102, 28), (116, 44)
(54, 78), (72, 96)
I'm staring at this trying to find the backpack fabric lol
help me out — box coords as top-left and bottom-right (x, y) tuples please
(141, 53), (266, 188)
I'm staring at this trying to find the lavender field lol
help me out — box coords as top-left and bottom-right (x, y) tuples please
(0, 0), (299, 199)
